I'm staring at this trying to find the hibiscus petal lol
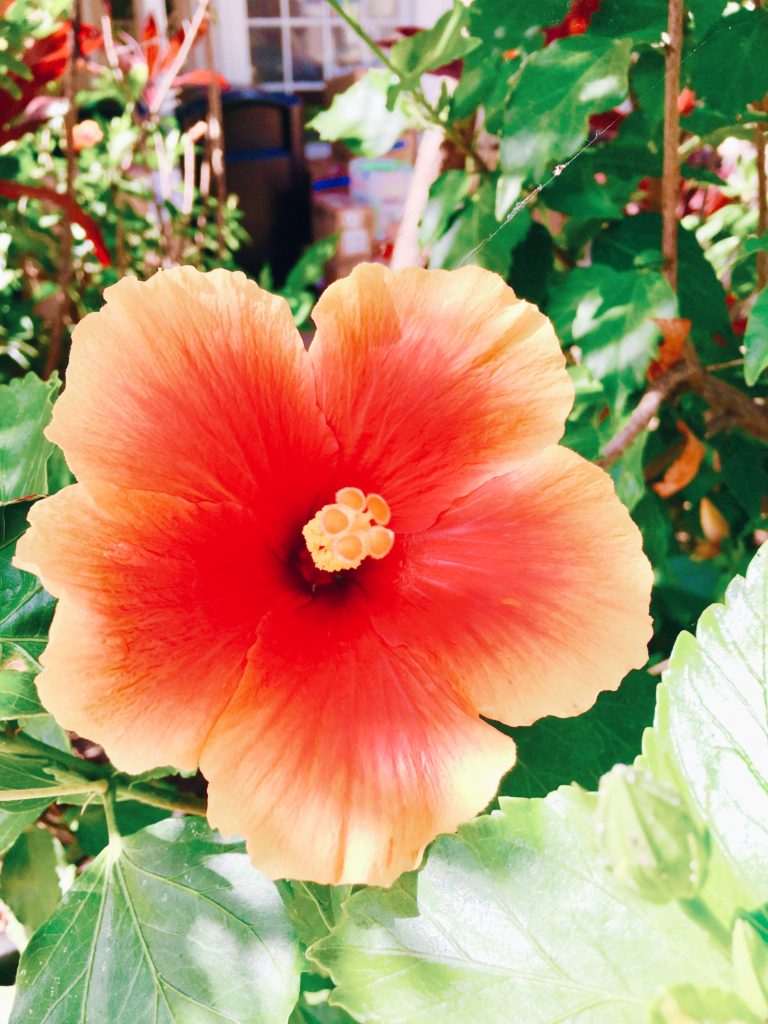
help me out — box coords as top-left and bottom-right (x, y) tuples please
(310, 264), (574, 532)
(15, 483), (298, 774)
(48, 267), (337, 543)
(362, 446), (653, 726)
(200, 599), (516, 886)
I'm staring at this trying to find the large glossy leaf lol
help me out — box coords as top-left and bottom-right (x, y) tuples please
(690, 9), (768, 119)
(11, 816), (301, 1024)
(310, 788), (731, 1024)
(499, 669), (658, 798)
(547, 263), (676, 395)
(655, 541), (768, 905)
(0, 502), (55, 668)
(500, 36), (631, 182)
(0, 373), (61, 504)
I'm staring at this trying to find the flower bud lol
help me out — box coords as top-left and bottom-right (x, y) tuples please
(732, 916), (768, 1018)
(596, 765), (709, 904)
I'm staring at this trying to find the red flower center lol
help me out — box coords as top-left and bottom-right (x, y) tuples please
(302, 486), (394, 573)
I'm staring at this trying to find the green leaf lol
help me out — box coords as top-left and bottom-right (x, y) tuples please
(547, 264), (676, 395)
(593, 214), (733, 354)
(389, 3), (479, 87)
(11, 817), (301, 1024)
(419, 171), (473, 249)
(310, 788), (731, 1024)
(646, 985), (759, 1024)
(309, 70), (411, 158)
(0, 826), (61, 934)
(0, 373), (61, 504)
(743, 288), (768, 387)
(590, 0), (666, 42)
(499, 669), (658, 798)
(0, 804), (49, 856)
(655, 542), (768, 906)
(690, 10), (768, 120)
(279, 882), (352, 950)
(500, 36), (632, 182)
(0, 502), (55, 668)
(428, 180), (531, 274)
(468, 0), (569, 56)
(284, 235), (339, 294)
(0, 670), (44, 720)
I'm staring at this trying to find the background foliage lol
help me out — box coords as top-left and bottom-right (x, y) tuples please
(0, 0), (766, 1021)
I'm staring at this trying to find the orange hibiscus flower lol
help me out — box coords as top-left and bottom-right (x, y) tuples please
(16, 265), (652, 885)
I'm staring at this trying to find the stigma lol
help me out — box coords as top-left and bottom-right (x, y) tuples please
(302, 487), (395, 572)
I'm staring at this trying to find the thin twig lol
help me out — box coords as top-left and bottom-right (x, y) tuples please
(204, 24), (226, 258)
(149, 0), (210, 115)
(661, 0), (684, 290)
(43, 12), (79, 379)
(598, 363), (693, 468)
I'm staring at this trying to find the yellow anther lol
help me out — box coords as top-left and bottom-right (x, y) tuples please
(302, 487), (396, 573)
(321, 505), (351, 535)
(366, 493), (391, 526)
(335, 487), (366, 511)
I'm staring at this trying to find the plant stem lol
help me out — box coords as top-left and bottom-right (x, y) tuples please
(661, 0), (684, 290)
(0, 729), (207, 817)
(0, 781), (107, 802)
(43, 7), (79, 379)
(324, 0), (490, 172)
(679, 897), (732, 952)
(756, 123), (767, 289)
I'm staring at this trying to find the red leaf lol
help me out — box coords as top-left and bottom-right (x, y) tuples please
(142, 14), (160, 77)
(652, 421), (706, 498)
(647, 317), (691, 380)
(173, 69), (230, 91)
(0, 180), (111, 265)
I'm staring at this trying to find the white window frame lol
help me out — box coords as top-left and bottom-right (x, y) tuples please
(211, 0), (457, 93)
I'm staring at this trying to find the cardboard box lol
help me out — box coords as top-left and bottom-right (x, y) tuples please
(311, 189), (375, 259)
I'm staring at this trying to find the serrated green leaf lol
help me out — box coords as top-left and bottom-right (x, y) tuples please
(0, 502), (55, 668)
(11, 817), (301, 1024)
(547, 264), (676, 395)
(0, 373), (61, 505)
(0, 670), (44, 720)
(744, 288), (768, 387)
(0, 826), (61, 934)
(310, 788), (730, 1024)
(500, 36), (631, 182)
(655, 543), (768, 906)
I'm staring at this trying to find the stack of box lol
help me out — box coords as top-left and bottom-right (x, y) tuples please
(308, 74), (417, 282)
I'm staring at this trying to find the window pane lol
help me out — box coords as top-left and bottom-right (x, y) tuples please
(248, 0), (281, 16)
(330, 22), (368, 71)
(291, 25), (323, 81)
(365, 0), (398, 17)
(250, 27), (284, 83)
(288, 0), (326, 16)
